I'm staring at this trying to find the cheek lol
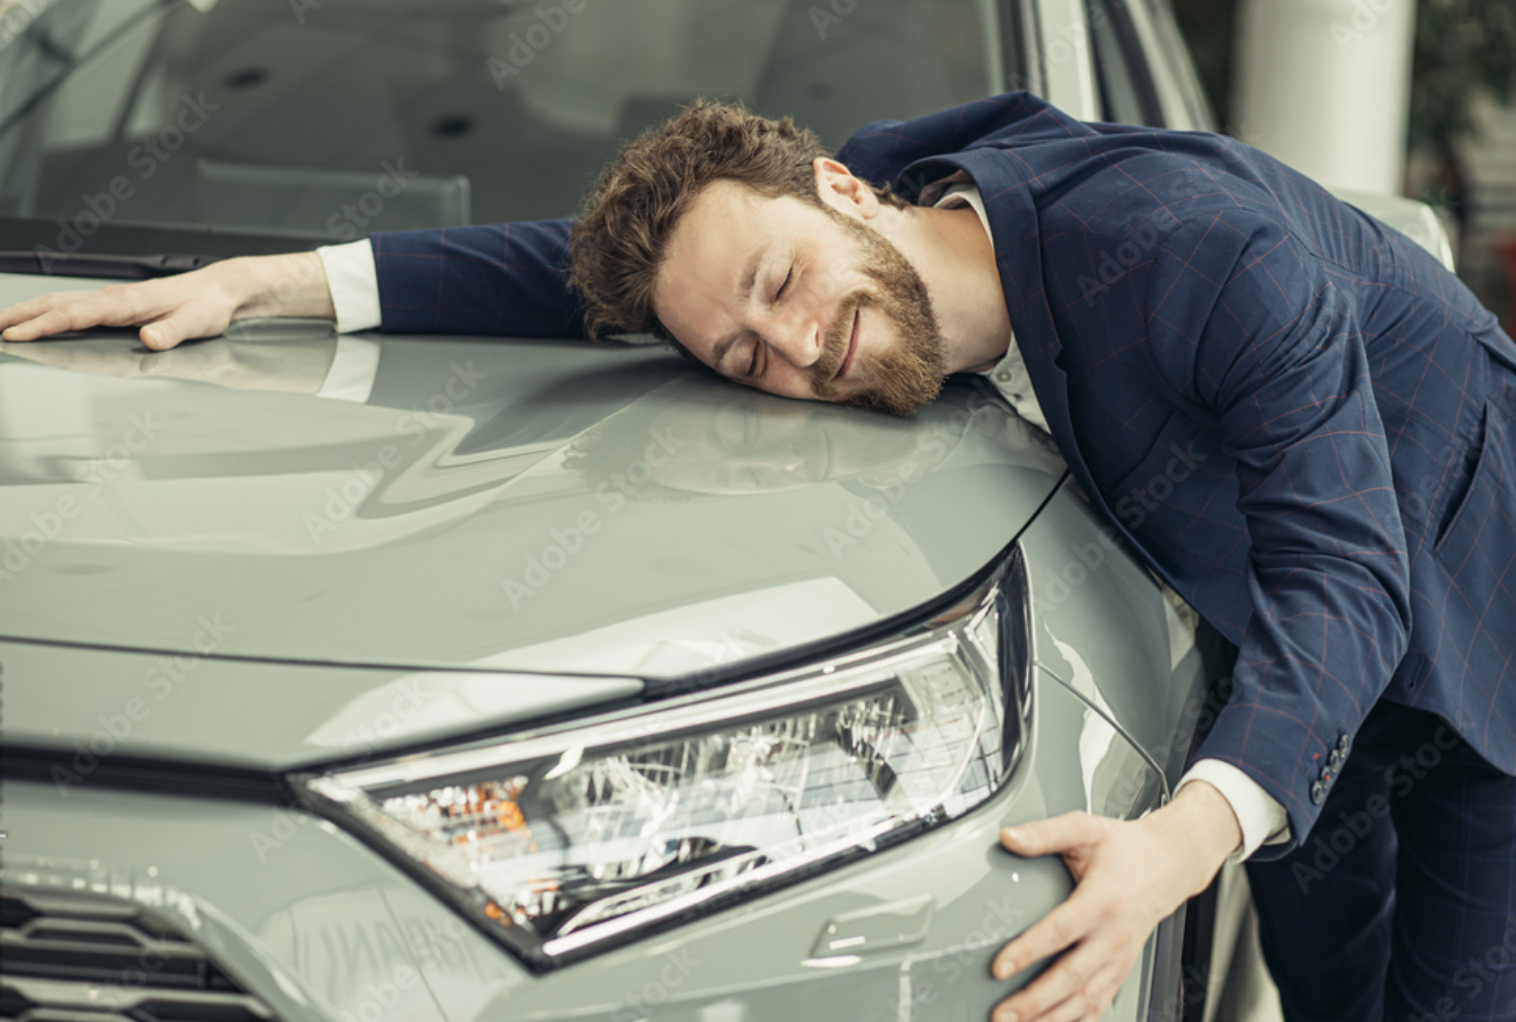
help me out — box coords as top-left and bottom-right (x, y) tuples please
(809, 249), (858, 299)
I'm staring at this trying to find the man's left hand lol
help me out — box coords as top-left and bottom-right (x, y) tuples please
(989, 781), (1241, 1022)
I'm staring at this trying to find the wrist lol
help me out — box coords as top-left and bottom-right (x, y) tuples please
(1151, 781), (1241, 896)
(226, 252), (336, 323)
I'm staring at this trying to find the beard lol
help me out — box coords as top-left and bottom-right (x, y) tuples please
(808, 205), (948, 417)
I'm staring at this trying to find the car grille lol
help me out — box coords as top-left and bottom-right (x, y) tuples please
(0, 885), (277, 1022)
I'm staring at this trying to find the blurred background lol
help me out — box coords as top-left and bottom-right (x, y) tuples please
(1173, 0), (1516, 331)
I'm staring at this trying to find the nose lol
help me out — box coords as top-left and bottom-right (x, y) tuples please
(763, 303), (825, 369)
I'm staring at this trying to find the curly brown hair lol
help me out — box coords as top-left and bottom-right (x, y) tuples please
(568, 99), (903, 344)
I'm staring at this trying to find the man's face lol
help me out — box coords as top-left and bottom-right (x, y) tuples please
(652, 177), (947, 416)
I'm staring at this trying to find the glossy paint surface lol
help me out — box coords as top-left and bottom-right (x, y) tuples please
(0, 274), (1192, 1020)
(1, 669), (1180, 1022)
(0, 636), (645, 770)
(0, 274), (1066, 696)
(1019, 482), (1214, 786)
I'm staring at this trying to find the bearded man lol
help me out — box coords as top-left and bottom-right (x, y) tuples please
(4, 92), (1515, 1022)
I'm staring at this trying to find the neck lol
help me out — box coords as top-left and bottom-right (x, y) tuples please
(873, 202), (1012, 373)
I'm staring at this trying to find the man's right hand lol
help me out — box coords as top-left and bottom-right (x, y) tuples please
(0, 251), (336, 350)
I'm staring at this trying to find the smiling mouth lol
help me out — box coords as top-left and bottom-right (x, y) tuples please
(836, 308), (860, 382)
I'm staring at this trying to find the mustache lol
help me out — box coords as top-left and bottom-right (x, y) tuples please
(812, 292), (865, 392)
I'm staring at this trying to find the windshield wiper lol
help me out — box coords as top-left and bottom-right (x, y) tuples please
(0, 251), (223, 279)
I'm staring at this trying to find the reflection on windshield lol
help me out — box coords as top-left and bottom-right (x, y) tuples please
(0, 0), (1000, 240)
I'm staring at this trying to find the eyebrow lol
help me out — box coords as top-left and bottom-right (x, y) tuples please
(711, 247), (767, 373)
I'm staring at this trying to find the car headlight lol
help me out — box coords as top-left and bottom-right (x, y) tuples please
(298, 551), (1030, 969)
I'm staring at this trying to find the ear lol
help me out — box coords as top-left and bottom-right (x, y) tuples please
(812, 157), (880, 220)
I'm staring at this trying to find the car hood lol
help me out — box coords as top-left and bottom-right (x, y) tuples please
(0, 273), (1066, 760)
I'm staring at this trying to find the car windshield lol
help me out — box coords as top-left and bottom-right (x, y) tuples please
(0, 0), (1006, 244)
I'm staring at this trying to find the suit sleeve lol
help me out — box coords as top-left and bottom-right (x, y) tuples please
(369, 221), (586, 338)
(1143, 211), (1413, 857)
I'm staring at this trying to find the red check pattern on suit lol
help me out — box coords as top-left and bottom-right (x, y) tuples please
(370, 92), (1516, 857)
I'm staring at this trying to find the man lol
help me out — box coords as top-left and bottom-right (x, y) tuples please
(4, 92), (1514, 1021)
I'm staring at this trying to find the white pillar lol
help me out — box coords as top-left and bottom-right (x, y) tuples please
(1232, 0), (1416, 195)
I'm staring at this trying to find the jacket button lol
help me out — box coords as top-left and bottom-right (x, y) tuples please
(1327, 749), (1343, 770)
(1337, 734), (1351, 754)
(1310, 781), (1326, 805)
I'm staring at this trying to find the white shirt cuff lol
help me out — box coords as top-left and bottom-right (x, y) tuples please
(1176, 759), (1290, 863)
(314, 335), (381, 403)
(316, 240), (382, 334)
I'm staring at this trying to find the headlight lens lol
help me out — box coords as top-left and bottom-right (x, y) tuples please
(298, 556), (1029, 968)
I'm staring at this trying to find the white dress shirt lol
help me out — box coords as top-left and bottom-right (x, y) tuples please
(311, 241), (384, 402)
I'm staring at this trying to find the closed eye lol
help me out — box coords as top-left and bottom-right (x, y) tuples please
(732, 265), (794, 380)
(774, 267), (793, 302)
(740, 267), (792, 378)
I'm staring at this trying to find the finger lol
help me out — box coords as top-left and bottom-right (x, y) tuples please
(0, 306), (87, 342)
(998, 813), (1106, 858)
(0, 297), (69, 340)
(139, 301), (229, 351)
(991, 884), (1104, 981)
(139, 321), (182, 351)
(993, 941), (1126, 1022)
(0, 290), (148, 341)
(0, 294), (72, 332)
(988, 958), (1121, 1018)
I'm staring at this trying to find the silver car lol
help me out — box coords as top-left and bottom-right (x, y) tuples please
(0, 2), (1450, 1020)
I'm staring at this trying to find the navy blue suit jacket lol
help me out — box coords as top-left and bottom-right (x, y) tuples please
(369, 93), (1516, 857)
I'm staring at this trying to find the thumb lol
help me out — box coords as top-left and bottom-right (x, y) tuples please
(140, 302), (227, 351)
(999, 812), (1107, 857)
(140, 322), (185, 351)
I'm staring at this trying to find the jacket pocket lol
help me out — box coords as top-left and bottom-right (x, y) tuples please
(1434, 401), (1504, 557)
